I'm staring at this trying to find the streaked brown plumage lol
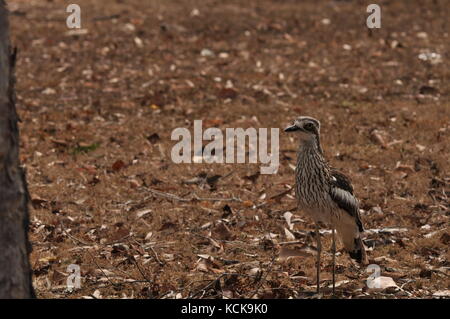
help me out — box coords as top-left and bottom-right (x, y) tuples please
(285, 116), (367, 295)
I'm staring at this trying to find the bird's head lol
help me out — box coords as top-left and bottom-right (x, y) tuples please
(284, 116), (322, 151)
(284, 116), (320, 135)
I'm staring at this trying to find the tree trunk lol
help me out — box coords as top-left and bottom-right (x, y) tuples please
(0, 1), (34, 298)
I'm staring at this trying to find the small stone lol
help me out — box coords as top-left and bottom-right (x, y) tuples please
(200, 48), (214, 57)
(343, 44), (352, 51)
(42, 88), (56, 95)
(416, 32), (428, 39)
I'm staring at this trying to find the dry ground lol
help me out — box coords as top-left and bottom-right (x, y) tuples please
(8, 0), (449, 298)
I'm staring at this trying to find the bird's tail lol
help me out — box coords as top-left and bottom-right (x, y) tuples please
(336, 221), (368, 265)
(348, 237), (368, 265)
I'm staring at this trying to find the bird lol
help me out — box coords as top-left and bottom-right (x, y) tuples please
(284, 116), (368, 295)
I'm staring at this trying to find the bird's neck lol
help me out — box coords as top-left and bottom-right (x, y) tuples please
(297, 135), (323, 158)
(296, 137), (329, 174)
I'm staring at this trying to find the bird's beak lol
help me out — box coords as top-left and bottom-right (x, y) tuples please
(284, 124), (299, 132)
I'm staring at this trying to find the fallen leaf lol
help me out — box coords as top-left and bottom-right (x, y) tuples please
(433, 290), (450, 297)
(283, 212), (294, 230)
(112, 160), (126, 171)
(370, 129), (388, 148)
(284, 228), (295, 240)
(278, 246), (313, 260)
(136, 209), (152, 218)
(367, 276), (398, 290)
(242, 200), (254, 207)
(212, 222), (233, 241)
(162, 253), (175, 261)
(144, 232), (153, 241)
(217, 88), (238, 99)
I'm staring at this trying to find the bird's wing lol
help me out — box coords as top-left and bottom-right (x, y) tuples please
(329, 171), (364, 232)
(330, 169), (354, 194)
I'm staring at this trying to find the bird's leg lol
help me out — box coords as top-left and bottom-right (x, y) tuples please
(315, 223), (321, 294)
(332, 228), (336, 295)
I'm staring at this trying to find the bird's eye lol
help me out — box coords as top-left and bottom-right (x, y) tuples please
(304, 123), (314, 131)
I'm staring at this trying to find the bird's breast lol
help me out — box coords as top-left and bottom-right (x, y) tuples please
(295, 167), (335, 223)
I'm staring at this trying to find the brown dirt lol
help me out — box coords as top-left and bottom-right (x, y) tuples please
(9, 0), (449, 298)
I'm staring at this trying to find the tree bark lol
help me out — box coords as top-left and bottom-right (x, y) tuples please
(0, 1), (34, 298)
